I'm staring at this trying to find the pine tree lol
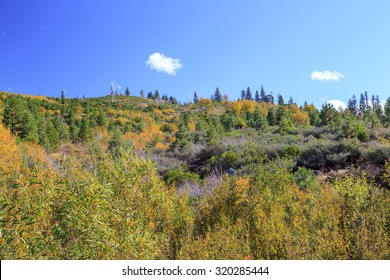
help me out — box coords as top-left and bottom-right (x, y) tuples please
(108, 127), (124, 157)
(245, 87), (252, 100)
(213, 87), (222, 102)
(255, 90), (260, 102)
(241, 90), (246, 101)
(267, 107), (277, 126)
(278, 94), (284, 105)
(260, 85), (266, 102)
(347, 94), (358, 115)
(79, 116), (92, 142)
(154, 90), (160, 100)
(252, 107), (268, 131)
(125, 87), (130, 96)
(61, 90), (66, 105)
(193, 92), (199, 103)
(360, 93), (367, 115)
(20, 111), (39, 143)
(140, 89), (145, 98)
(45, 120), (60, 152)
(169, 96), (178, 104)
(288, 96), (294, 105)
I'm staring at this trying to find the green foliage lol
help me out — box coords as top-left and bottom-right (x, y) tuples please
(293, 167), (317, 190)
(163, 168), (200, 187)
(1, 92), (390, 260)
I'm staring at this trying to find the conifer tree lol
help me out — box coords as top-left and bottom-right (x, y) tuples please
(245, 87), (252, 100)
(108, 127), (124, 157)
(255, 90), (260, 102)
(154, 90), (160, 100)
(79, 116), (92, 142)
(193, 92), (199, 103)
(20, 111), (39, 143)
(278, 94), (284, 105)
(241, 90), (245, 101)
(45, 120), (60, 152)
(347, 94), (358, 115)
(213, 87), (222, 102)
(252, 107), (268, 131)
(125, 87), (130, 96)
(260, 85), (266, 102)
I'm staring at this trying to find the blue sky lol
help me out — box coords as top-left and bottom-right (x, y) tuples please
(1, 0), (389, 108)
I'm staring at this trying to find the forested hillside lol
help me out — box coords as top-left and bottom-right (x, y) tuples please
(0, 89), (389, 259)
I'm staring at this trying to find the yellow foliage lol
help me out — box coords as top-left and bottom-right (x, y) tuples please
(235, 177), (250, 206)
(0, 124), (23, 176)
(153, 108), (163, 118)
(188, 121), (196, 131)
(230, 101), (243, 114)
(241, 100), (257, 113)
(290, 104), (310, 126)
(74, 105), (83, 114)
(20, 142), (50, 168)
(124, 123), (164, 151)
(162, 108), (175, 115)
(93, 127), (110, 142)
(199, 98), (212, 104)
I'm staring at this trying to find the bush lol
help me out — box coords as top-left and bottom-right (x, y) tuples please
(163, 168), (201, 187)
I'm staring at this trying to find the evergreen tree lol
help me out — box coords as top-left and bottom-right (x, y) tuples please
(108, 127), (124, 157)
(20, 111), (39, 143)
(154, 90), (160, 100)
(140, 89), (145, 98)
(319, 103), (341, 126)
(169, 96), (178, 104)
(267, 107), (277, 126)
(61, 90), (66, 105)
(347, 94), (358, 115)
(125, 87), (130, 96)
(278, 94), (284, 105)
(3, 96), (26, 135)
(79, 116), (93, 142)
(147, 91), (154, 99)
(53, 115), (70, 142)
(260, 85), (266, 102)
(266, 93), (274, 103)
(45, 120), (60, 152)
(252, 107), (268, 131)
(97, 111), (108, 127)
(255, 90), (260, 102)
(288, 96), (294, 105)
(359, 92), (368, 114)
(384, 97), (390, 124)
(193, 92), (199, 103)
(213, 87), (222, 102)
(245, 87), (252, 100)
(35, 115), (47, 145)
(241, 90), (246, 101)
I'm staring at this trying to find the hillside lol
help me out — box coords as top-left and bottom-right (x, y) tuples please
(0, 91), (389, 259)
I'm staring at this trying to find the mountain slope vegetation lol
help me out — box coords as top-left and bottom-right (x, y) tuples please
(0, 90), (389, 259)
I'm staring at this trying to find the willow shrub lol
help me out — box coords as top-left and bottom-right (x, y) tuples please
(0, 146), (193, 259)
(179, 159), (389, 260)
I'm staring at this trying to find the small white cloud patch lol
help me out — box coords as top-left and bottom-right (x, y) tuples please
(146, 52), (183, 75)
(311, 71), (345, 81)
(328, 99), (347, 110)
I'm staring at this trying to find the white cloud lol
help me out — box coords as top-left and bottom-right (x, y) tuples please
(146, 52), (183, 75)
(328, 99), (347, 110)
(311, 71), (345, 81)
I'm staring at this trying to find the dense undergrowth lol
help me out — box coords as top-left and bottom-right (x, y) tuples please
(0, 91), (389, 259)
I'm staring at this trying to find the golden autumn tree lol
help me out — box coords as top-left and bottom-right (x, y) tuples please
(0, 123), (22, 176)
